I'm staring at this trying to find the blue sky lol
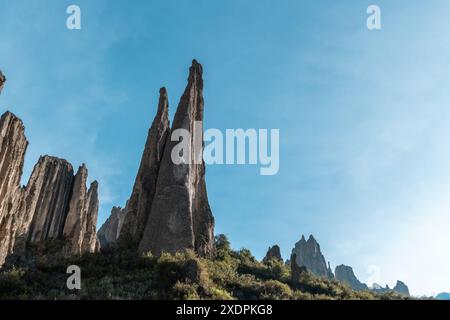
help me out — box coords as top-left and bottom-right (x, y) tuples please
(1, 0), (450, 296)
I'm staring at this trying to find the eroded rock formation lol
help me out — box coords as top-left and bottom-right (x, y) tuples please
(263, 245), (282, 262)
(138, 60), (215, 257)
(291, 235), (334, 279)
(102, 60), (214, 257)
(97, 206), (126, 247)
(335, 264), (369, 291)
(0, 108), (99, 265)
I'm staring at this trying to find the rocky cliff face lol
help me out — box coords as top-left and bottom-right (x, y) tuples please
(26, 156), (75, 243)
(119, 88), (170, 246)
(263, 245), (282, 262)
(97, 206), (126, 247)
(0, 111), (28, 264)
(335, 264), (369, 291)
(0, 110), (99, 265)
(291, 235), (333, 279)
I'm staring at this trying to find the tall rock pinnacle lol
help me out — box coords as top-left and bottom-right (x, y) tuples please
(119, 88), (170, 246)
(138, 60), (215, 257)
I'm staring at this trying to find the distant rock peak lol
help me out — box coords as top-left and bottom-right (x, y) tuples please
(291, 234), (333, 279)
(0, 70), (5, 94)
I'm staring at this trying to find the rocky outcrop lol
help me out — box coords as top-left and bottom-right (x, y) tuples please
(97, 206), (126, 247)
(393, 280), (410, 297)
(290, 253), (308, 286)
(119, 88), (170, 246)
(0, 109), (100, 265)
(263, 245), (282, 262)
(291, 235), (333, 279)
(335, 264), (369, 291)
(134, 60), (215, 257)
(0, 112), (28, 265)
(0, 71), (5, 94)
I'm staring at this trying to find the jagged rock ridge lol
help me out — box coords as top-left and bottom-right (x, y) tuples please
(0, 73), (100, 265)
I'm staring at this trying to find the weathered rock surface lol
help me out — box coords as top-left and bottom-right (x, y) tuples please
(119, 88), (170, 246)
(291, 235), (333, 279)
(393, 280), (410, 297)
(335, 264), (369, 291)
(0, 112), (28, 265)
(0, 71), (5, 94)
(137, 60), (215, 257)
(263, 245), (282, 262)
(97, 206), (126, 247)
(0, 110), (100, 265)
(62, 164), (87, 254)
